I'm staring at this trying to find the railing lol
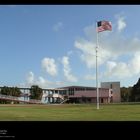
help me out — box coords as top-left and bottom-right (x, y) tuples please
(0, 94), (42, 104)
(0, 94), (19, 100)
(28, 99), (42, 104)
(58, 94), (64, 100)
(60, 99), (69, 104)
(0, 93), (67, 104)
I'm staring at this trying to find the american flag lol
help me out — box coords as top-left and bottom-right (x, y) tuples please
(97, 21), (112, 32)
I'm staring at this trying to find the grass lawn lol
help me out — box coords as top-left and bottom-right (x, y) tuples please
(0, 103), (140, 121)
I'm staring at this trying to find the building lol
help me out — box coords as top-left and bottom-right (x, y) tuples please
(0, 81), (121, 104)
(19, 88), (66, 104)
(56, 86), (111, 103)
(101, 81), (121, 103)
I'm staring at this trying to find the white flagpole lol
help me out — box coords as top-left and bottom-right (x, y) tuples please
(96, 21), (99, 109)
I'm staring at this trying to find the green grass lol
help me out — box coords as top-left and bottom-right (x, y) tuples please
(0, 103), (140, 121)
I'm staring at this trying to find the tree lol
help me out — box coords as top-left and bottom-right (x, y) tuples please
(12, 87), (21, 97)
(1, 86), (21, 97)
(0, 86), (21, 104)
(121, 87), (132, 102)
(1, 86), (10, 96)
(30, 85), (43, 100)
(0, 86), (11, 104)
(131, 78), (140, 101)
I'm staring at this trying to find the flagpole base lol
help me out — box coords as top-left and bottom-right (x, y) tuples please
(97, 103), (99, 109)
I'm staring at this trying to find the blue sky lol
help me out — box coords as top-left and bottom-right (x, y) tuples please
(0, 5), (140, 88)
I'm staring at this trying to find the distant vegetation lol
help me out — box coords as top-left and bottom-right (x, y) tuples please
(0, 86), (21, 104)
(0, 85), (43, 104)
(30, 85), (43, 100)
(121, 78), (140, 102)
(121, 86), (132, 102)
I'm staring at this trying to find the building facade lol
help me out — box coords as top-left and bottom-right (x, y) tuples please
(57, 86), (111, 104)
(101, 82), (121, 103)
(0, 81), (121, 104)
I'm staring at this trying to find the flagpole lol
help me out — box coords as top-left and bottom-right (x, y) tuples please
(95, 20), (112, 109)
(96, 21), (99, 109)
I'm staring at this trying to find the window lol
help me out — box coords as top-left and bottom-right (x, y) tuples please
(101, 98), (104, 103)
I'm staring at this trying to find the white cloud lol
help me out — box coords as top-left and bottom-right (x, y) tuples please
(25, 71), (65, 88)
(105, 61), (130, 78)
(74, 15), (140, 82)
(104, 52), (140, 79)
(23, 13), (140, 87)
(117, 17), (126, 32)
(62, 56), (78, 82)
(41, 57), (57, 76)
(75, 23), (140, 65)
(129, 52), (140, 74)
(115, 14), (126, 32)
(84, 74), (96, 80)
(53, 22), (63, 31)
(24, 56), (68, 88)
(74, 40), (96, 68)
(26, 71), (34, 85)
(35, 76), (53, 88)
(74, 38), (112, 69)
(106, 61), (117, 74)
